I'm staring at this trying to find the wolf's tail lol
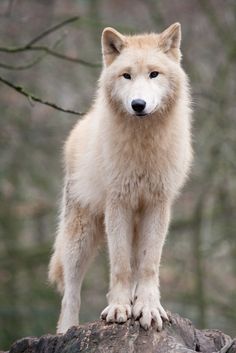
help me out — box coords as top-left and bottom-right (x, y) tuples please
(48, 250), (64, 294)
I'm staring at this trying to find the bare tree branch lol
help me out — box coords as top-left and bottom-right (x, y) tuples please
(0, 15), (101, 68)
(27, 16), (79, 47)
(37, 47), (101, 67)
(0, 45), (101, 68)
(0, 54), (46, 70)
(0, 16), (95, 115)
(0, 34), (94, 71)
(20, 46), (101, 68)
(0, 16), (79, 52)
(0, 75), (84, 116)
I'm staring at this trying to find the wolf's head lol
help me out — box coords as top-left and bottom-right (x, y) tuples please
(100, 23), (186, 119)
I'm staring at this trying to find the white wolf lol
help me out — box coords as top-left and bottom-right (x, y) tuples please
(49, 22), (192, 333)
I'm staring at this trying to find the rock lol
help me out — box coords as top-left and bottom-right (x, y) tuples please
(7, 312), (236, 353)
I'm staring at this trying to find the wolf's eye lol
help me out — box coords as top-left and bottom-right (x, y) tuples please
(123, 73), (131, 80)
(149, 71), (159, 79)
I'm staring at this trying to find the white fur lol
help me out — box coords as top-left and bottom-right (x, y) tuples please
(48, 23), (193, 334)
(106, 48), (171, 116)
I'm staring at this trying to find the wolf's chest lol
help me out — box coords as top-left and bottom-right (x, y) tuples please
(103, 128), (184, 205)
(111, 161), (171, 207)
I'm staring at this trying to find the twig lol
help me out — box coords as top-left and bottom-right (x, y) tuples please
(35, 47), (101, 67)
(0, 45), (100, 68)
(22, 46), (101, 68)
(0, 53), (46, 70)
(0, 16), (79, 52)
(0, 35), (80, 71)
(0, 75), (84, 116)
(27, 16), (79, 47)
(0, 15), (100, 68)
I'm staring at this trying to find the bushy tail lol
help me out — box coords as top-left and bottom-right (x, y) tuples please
(48, 251), (64, 294)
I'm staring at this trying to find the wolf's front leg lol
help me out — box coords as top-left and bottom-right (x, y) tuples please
(133, 201), (170, 330)
(101, 200), (133, 323)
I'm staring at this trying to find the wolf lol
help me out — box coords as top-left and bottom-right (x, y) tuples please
(48, 22), (192, 334)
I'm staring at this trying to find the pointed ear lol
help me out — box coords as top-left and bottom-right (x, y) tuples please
(159, 23), (181, 61)
(102, 27), (126, 66)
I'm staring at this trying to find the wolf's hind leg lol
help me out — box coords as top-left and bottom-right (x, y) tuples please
(57, 193), (104, 333)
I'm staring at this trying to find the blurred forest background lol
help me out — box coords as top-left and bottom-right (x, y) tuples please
(0, 0), (235, 349)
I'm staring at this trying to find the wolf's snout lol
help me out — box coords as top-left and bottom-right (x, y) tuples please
(131, 99), (146, 113)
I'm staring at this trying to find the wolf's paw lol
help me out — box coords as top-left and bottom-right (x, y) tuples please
(133, 299), (168, 331)
(101, 303), (131, 324)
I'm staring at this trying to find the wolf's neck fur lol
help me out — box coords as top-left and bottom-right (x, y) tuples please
(95, 80), (191, 153)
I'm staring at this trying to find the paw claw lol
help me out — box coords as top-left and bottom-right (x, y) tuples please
(101, 304), (131, 324)
(100, 306), (109, 320)
(133, 298), (166, 331)
(133, 302), (143, 320)
(159, 305), (169, 322)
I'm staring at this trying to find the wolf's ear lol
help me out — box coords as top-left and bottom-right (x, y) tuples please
(159, 23), (181, 62)
(102, 27), (126, 66)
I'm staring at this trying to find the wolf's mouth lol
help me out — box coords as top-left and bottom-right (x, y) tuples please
(135, 113), (149, 118)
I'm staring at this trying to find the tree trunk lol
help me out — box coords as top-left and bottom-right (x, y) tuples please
(6, 312), (236, 353)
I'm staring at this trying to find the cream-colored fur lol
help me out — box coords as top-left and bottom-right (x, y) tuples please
(48, 23), (192, 334)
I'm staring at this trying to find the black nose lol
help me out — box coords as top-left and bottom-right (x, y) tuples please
(131, 99), (146, 113)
